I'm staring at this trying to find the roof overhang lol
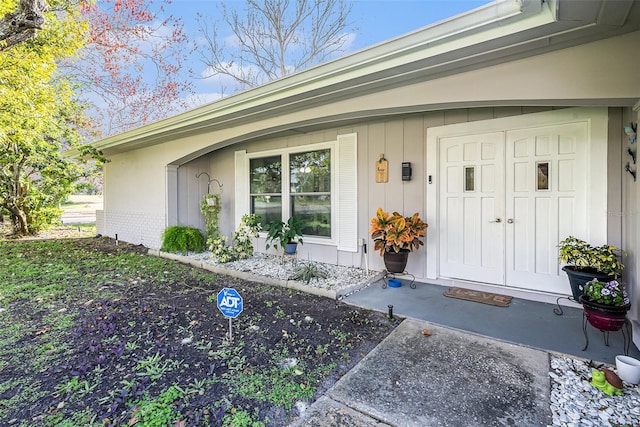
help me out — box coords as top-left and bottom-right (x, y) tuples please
(79, 0), (640, 156)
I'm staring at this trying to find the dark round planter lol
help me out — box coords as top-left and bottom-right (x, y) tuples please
(383, 250), (410, 273)
(562, 266), (614, 300)
(579, 295), (630, 331)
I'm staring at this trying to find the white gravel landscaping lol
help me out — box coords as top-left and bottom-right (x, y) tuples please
(549, 355), (640, 426)
(182, 251), (382, 298)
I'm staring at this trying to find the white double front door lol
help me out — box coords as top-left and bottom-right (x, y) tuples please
(437, 120), (591, 293)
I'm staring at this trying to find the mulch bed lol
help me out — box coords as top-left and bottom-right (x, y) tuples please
(0, 235), (398, 426)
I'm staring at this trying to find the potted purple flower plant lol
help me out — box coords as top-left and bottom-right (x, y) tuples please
(580, 279), (630, 331)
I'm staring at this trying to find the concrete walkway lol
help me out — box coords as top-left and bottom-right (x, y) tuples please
(291, 279), (640, 426)
(291, 319), (551, 426)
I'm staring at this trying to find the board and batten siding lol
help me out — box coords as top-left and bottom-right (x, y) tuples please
(176, 157), (210, 233)
(173, 107), (558, 278)
(618, 104), (640, 349)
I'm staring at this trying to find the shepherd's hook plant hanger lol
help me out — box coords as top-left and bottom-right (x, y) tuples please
(196, 172), (223, 194)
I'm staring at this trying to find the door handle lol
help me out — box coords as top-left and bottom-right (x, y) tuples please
(489, 218), (502, 223)
(507, 219), (514, 224)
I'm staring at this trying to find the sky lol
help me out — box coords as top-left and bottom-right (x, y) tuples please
(168, 0), (492, 105)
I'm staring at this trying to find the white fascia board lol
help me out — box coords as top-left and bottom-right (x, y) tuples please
(90, 0), (552, 153)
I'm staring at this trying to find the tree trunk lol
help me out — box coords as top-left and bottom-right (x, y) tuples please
(7, 205), (29, 235)
(0, 0), (48, 51)
(2, 178), (31, 235)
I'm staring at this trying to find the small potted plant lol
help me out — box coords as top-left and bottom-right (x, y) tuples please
(558, 236), (625, 300)
(200, 194), (222, 238)
(265, 216), (304, 254)
(369, 208), (427, 273)
(580, 278), (630, 331)
(203, 193), (219, 206)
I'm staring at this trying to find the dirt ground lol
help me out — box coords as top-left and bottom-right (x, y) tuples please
(0, 234), (398, 426)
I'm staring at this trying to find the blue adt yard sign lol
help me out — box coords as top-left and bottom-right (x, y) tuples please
(217, 288), (243, 319)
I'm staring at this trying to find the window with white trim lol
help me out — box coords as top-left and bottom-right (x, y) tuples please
(235, 133), (357, 251)
(249, 146), (332, 238)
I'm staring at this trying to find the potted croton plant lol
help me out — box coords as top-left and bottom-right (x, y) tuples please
(369, 208), (428, 273)
(558, 236), (625, 300)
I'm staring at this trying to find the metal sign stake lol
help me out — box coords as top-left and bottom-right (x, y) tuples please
(217, 287), (243, 343)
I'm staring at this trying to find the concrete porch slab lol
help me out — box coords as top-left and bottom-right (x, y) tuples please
(292, 319), (552, 426)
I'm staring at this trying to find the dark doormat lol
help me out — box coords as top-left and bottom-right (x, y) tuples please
(444, 287), (513, 307)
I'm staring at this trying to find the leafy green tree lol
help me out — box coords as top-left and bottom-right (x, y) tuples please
(0, 0), (91, 235)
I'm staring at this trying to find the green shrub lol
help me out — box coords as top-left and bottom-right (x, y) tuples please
(25, 206), (62, 234)
(232, 213), (262, 260)
(207, 214), (262, 263)
(161, 226), (205, 254)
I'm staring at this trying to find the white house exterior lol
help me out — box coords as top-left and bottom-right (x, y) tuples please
(83, 0), (640, 346)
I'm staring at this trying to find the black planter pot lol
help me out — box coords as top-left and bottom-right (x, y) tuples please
(579, 295), (630, 331)
(562, 266), (614, 300)
(383, 250), (410, 273)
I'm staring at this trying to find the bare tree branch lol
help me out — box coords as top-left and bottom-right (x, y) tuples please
(198, 0), (354, 91)
(0, 0), (48, 51)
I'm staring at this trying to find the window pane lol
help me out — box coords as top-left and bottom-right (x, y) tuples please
(291, 195), (331, 237)
(537, 162), (550, 191)
(250, 156), (281, 194)
(464, 166), (475, 192)
(290, 149), (331, 193)
(251, 196), (281, 225)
